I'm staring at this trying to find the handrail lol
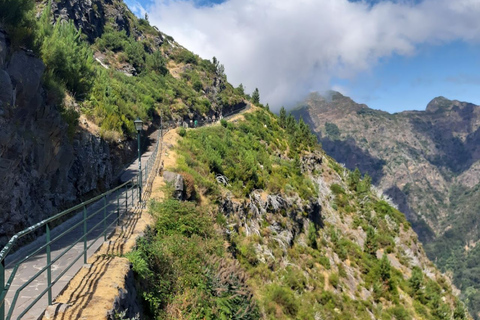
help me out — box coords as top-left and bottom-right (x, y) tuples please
(0, 121), (166, 320)
(0, 104), (248, 319)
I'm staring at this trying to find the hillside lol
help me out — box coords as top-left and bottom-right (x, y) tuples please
(0, 0), (471, 318)
(292, 92), (480, 317)
(128, 108), (469, 319)
(0, 0), (245, 246)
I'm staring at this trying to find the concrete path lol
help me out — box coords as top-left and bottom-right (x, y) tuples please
(3, 130), (161, 320)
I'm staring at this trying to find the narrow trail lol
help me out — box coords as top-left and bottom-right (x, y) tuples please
(2, 103), (253, 320)
(41, 104), (255, 319)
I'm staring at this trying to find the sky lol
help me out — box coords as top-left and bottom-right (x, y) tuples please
(125, 0), (480, 113)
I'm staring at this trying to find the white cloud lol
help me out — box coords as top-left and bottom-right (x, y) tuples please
(145, 0), (480, 109)
(125, 0), (148, 18)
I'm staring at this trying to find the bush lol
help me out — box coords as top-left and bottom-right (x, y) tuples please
(265, 285), (299, 316)
(178, 126), (187, 137)
(329, 272), (339, 288)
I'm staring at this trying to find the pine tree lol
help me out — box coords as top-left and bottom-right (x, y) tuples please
(348, 168), (361, 190)
(252, 88), (260, 104)
(279, 107), (287, 128)
(364, 226), (377, 256)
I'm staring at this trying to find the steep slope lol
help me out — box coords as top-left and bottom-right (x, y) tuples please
(0, 0), (246, 246)
(292, 92), (480, 317)
(128, 108), (469, 319)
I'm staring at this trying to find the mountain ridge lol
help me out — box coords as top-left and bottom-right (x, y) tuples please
(292, 91), (480, 317)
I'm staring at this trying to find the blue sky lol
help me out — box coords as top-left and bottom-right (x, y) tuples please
(126, 0), (480, 113)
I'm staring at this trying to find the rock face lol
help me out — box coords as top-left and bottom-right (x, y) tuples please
(292, 91), (480, 316)
(163, 171), (184, 200)
(51, 0), (118, 43)
(0, 31), (127, 246)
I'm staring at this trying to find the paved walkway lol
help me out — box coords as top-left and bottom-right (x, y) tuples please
(2, 104), (251, 319)
(3, 130), (161, 320)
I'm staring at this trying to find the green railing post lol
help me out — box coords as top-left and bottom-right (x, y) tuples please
(83, 206), (87, 264)
(0, 259), (5, 320)
(103, 196), (107, 241)
(126, 186), (128, 213)
(46, 223), (52, 305)
(116, 193), (120, 226)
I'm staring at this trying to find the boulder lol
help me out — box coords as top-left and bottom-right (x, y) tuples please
(163, 171), (184, 200)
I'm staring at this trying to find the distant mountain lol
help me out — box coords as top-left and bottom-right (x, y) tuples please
(292, 92), (480, 317)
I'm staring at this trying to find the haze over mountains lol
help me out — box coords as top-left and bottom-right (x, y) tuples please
(292, 92), (480, 317)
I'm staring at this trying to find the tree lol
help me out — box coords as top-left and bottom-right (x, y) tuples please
(0, 0), (34, 27)
(146, 50), (168, 75)
(364, 226), (377, 256)
(279, 107), (287, 128)
(307, 222), (317, 249)
(285, 114), (296, 134)
(348, 168), (361, 190)
(357, 173), (372, 195)
(409, 267), (423, 297)
(379, 253), (396, 294)
(252, 88), (260, 104)
(38, 7), (94, 97)
(236, 83), (245, 96)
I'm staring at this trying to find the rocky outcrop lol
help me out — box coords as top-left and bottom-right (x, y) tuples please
(107, 266), (142, 320)
(221, 189), (322, 250)
(163, 171), (184, 200)
(51, 0), (108, 43)
(0, 31), (128, 246)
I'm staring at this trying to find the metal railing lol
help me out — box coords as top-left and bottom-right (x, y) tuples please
(0, 125), (164, 320)
(0, 104), (248, 319)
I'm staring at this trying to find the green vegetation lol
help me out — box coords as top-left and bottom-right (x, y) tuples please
(127, 109), (466, 319)
(2, 1), (470, 319)
(1, 0), (245, 139)
(127, 199), (259, 319)
(175, 109), (318, 198)
(325, 122), (341, 139)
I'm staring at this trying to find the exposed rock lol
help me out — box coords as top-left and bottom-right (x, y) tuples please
(107, 266), (141, 320)
(162, 171), (184, 200)
(0, 69), (13, 109)
(0, 30), (7, 67)
(118, 63), (136, 77)
(0, 37), (137, 246)
(6, 51), (45, 109)
(51, 0), (107, 43)
(174, 174), (184, 200)
(69, 130), (113, 194)
(301, 153), (323, 174)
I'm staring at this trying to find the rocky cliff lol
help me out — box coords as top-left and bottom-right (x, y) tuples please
(0, 0), (245, 247)
(0, 27), (136, 246)
(292, 91), (480, 317)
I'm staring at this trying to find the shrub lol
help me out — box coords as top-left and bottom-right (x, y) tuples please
(180, 172), (196, 200)
(307, 222), (317, 249)
(329, 272), (339, 288)
(38, 8), (94, 98)
(265, 285), (299, 316)
(178, 126), (187, 137)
